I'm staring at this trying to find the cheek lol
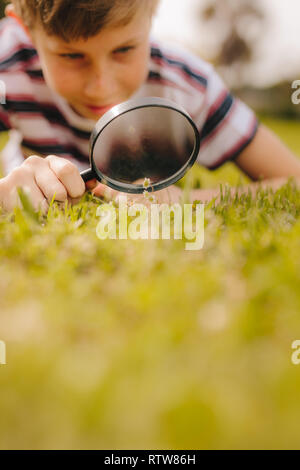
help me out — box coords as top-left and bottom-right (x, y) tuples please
(42, 58), (80, 97)
(121, 50), (149, 93)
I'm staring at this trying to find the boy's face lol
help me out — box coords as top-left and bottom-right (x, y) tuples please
(28, 10), (152, 120)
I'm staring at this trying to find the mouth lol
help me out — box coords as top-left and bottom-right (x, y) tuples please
(85, 103), (118, 114)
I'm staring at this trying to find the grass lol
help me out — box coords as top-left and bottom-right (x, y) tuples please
(0, 115), (300, 450)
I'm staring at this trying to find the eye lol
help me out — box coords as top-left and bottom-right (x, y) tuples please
(114, 46), (135, 54)
(59, 53), (84, 60)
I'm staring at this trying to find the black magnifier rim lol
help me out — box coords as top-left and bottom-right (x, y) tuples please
(89, 97), (200, 195)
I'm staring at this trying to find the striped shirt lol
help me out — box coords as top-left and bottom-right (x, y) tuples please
(0, 16), (258, 177)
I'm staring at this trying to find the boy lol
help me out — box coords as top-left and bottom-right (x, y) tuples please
(0, 0), (300, 213)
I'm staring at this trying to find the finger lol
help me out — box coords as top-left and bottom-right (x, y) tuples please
(68, 196), (82, 206)
(24, 156), (68, 202)
(6, 167), (49, 213)
(46, 155), (85, 199)
(91, 182), (107, 197)
(92, 183), (116, 200)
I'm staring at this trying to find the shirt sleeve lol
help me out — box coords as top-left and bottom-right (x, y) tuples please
(0, 104), (25, 176)
(0, 102), (11, 132)
(194, 64), (259, 170)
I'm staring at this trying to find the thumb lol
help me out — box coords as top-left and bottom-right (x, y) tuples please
(92, 182), (114, 200)
(85, 178), (98, 191)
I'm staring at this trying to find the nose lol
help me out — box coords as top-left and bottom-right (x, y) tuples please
(83, 63), (115, 100)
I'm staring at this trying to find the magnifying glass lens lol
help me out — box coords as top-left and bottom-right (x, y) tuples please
(92, 106), (196, 187)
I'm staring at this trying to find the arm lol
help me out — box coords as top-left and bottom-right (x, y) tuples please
(190, 123), (300, 203)
(234, 123), (300, 180)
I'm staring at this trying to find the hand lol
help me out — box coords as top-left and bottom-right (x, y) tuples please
(0, 155), (87, 213)
(89, 180), (184, 206)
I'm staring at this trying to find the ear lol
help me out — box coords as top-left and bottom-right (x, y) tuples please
(5, 3), (34, 42)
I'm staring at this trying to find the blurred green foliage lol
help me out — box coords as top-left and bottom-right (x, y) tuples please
(0, 116), (300, 449)
(0, 0), (6, 19)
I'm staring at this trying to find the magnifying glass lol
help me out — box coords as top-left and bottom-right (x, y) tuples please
(80, 97), (200, 194)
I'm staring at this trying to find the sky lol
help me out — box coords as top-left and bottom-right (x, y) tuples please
(152, 0), (300, 88)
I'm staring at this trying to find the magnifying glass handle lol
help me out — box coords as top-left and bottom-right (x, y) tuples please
(80, 168), (96, 183)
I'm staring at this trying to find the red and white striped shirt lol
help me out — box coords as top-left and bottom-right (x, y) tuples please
(0, 16), (258, 177)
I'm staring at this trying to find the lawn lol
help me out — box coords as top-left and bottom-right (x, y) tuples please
(0, 116), (300, 450)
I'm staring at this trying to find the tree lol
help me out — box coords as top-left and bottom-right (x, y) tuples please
(200, 0), (265, 86)
(0, 1), (6, 20)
